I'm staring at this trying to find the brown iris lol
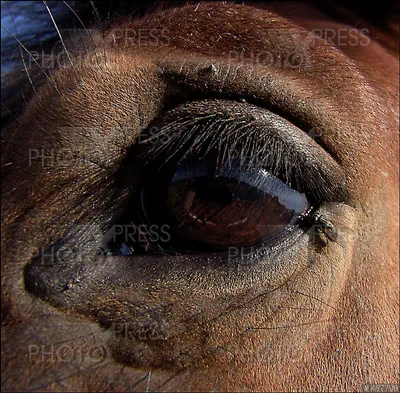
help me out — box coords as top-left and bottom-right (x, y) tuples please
(166, 174), (308, 250)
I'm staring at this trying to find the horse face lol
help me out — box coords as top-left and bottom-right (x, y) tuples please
(1, 2), (398, 391)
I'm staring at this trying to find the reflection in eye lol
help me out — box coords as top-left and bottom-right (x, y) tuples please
(104, 152), (311, 255)
(144, 156), (310, 250)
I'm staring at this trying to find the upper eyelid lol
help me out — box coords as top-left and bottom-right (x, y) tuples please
(157, 56), (365, 162)
(139, 99), (348, 204)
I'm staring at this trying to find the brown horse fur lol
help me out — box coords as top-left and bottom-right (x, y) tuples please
(1, 2), (399, 392)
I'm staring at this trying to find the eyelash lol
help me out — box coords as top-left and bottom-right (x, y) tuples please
(98, 100), (341, 257)
(138, 99), (345, 204)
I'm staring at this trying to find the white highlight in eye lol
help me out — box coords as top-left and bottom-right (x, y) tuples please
(172, 163), (309, 214)
(257, 169), (309, 213)
(217, 166), (309, 214)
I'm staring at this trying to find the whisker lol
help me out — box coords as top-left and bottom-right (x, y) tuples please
(19, 45), (37, 94)
(90, 0), (103, 33)
(0, 25), (60, 94)
(209, 345), (237, 390)
(241, 317), (337, 332)
(293, 289), (338, 312)
(5, 2), (36, 94)
(61, 1), (101, 67)
(278, 305), (325, 311)
(90, 0), (107, 63)
(145, 370), (152, 393)
(102, 363), (126, 392)
(130, 373), (152, 391)
(150, 372), (183, 392)
(1, 101), (21, 124)
(43, 1), (76, 72)
(62, 1), (95, 45)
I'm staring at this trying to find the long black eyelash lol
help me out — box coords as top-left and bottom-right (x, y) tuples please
(138, 100), (347, 204)
(140, 113), (292, 176)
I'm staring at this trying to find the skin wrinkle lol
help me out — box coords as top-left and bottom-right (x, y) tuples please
(155, 55), (380, 165)
(1, 2), (399, 392)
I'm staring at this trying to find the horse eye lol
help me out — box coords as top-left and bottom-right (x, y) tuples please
(149, 157), (309, 250)
(105, 152), (310, 254)
(102, 98), (345, 256)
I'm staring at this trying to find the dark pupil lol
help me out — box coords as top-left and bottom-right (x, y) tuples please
(167, 176), (298, 249)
